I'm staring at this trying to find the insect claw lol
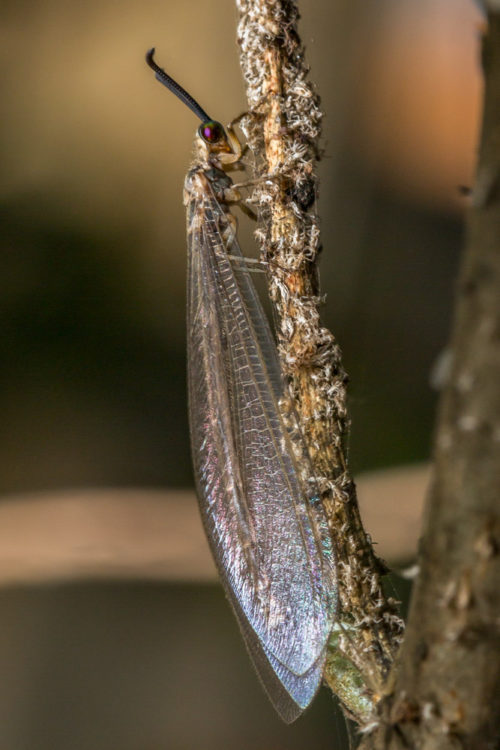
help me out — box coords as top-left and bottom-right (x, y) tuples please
(239, 202), (257, 221)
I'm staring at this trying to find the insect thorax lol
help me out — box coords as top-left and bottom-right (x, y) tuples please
(184, 165), (234, 205)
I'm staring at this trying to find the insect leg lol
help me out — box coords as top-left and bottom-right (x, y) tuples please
(221, 185), (258, 221)
(226, 254), (267, 273)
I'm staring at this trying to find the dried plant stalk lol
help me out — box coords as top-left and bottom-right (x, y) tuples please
(235, 0), (404, 724)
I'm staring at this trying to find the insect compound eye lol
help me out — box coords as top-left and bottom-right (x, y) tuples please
(199, 120), (225, 144)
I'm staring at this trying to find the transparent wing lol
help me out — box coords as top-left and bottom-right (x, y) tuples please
(187, 192), (337, 718)
(230, 582), (328, 723)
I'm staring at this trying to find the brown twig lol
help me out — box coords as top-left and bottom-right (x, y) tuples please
(235, 0), (404, 725)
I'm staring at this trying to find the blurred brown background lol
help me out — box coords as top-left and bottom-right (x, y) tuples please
(0, 0), (483, 747)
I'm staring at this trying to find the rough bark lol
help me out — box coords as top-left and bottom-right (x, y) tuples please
(360, 12), (500, 750)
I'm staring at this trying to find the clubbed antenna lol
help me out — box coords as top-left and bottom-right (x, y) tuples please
(145, 48), (211, 123)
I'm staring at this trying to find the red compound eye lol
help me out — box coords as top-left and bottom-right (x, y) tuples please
(199, 120), (224, 143)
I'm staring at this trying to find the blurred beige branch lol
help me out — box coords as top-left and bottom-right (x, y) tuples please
(0, 464), (428, 586)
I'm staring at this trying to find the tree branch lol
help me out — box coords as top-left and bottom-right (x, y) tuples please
(235, 0), (404, 725)
(360, 12), (500, 750)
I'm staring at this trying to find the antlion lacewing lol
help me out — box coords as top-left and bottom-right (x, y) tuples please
(146, 49), (337, 722)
